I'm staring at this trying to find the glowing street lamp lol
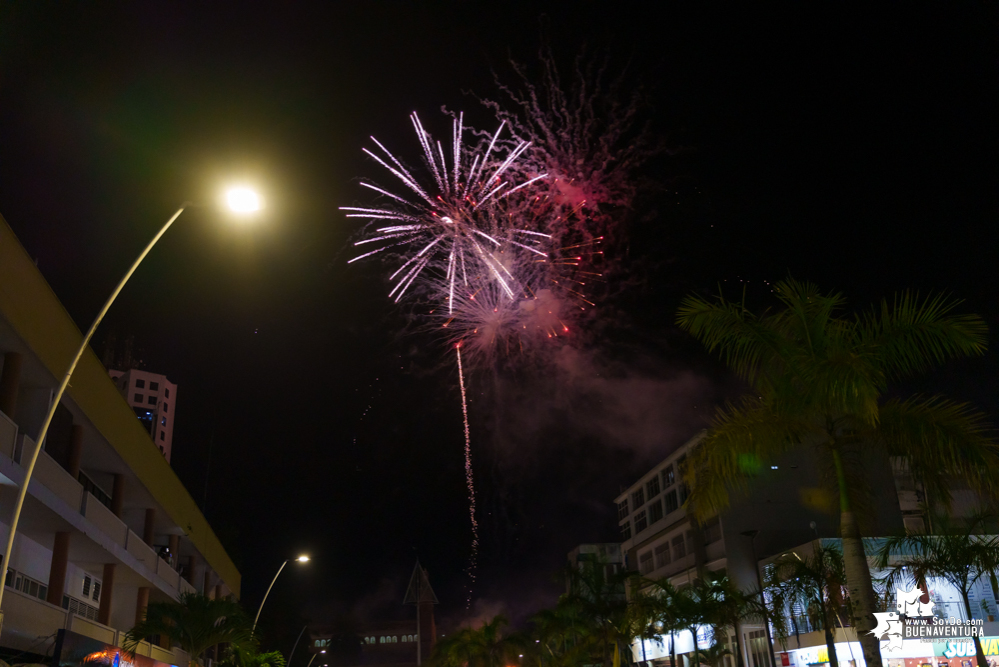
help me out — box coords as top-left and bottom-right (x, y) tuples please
(0, 189), (263, 621)
(253, 555), (310, 634)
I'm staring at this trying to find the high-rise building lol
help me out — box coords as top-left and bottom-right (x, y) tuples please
(108, 369), (177, 462)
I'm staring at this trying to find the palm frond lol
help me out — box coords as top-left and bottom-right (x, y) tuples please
(124, 593), (253, 666)
(676, 291), (794, 387)
(878, 395), (999, 506)
(685, 397), (812, 520)
(860, 291), (988, 381)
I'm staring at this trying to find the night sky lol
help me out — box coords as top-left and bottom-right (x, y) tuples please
(1, 0), (997, 652)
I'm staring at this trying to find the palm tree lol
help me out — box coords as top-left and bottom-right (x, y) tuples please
(530, 599), (591, 667)
(123, 592), (254, 667)
(699, 642), (732, 667)
(630, 578), (686, 667)
(430, 616), (522, 667)
(676, 279), (998, 667)
(219, 645), (287, 667)
(563, 559), (634, 667)
(875, 515), (999, 667)
(702, 573), (774, 667)
(767, 544), (848, 667)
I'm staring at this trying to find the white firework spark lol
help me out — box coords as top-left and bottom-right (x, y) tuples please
(342, 112), (547, 310)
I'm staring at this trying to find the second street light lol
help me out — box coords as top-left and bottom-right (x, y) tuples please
(0, 187), (263, 623)
(253, 555), (310, 634)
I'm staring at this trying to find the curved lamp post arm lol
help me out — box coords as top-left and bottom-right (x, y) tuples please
(253, 559), (289, 634)
(0, 206), (187, 615)
(287, 624), (308, 667)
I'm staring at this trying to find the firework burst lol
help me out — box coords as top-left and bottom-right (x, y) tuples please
(342, 112), (548, 309)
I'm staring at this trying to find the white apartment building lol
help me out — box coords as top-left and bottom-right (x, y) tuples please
(108, 369), (177, 462)
(0, 215), (239, 666)
(615, 431), (999, 667)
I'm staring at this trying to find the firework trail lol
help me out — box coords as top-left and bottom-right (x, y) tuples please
(456, 344), (477, 607)
(343, 104), (613, 605)
(343, 112), (550, 600)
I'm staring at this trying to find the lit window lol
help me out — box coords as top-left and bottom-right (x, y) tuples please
(392, 637), (397, 643)
(148, 395), (157, 405)
(662, 464), (675, 487)
(150, 382), (159, 390)
(161, 417), (166, 426)
(379, 637), (384, 644)
(135, 379), (145, 389)
(134, 393), (143, 402)
(617, 500), (628, 520)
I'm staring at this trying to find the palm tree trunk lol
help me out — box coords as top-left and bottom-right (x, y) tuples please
(734, 621), (745, 667)
(671, 632), (677, 667)
(833, 450), (882, 667)
(690, 626), (700, 667)
(960, 590), (988, 667)
(816, 590), (839, 667)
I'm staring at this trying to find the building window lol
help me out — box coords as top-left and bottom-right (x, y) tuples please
(92, 580), (102, 601)
(79, 472), (113, 510)
(664, 489), (679, 514)
(617, 499), (629, 520)
(134, 393), (143, 402)
(160, 431), (165, 441)
(703, 517), (722, 544)
(161, 417), (167, 426)
(82, 575), (91, 597)
(646, 476), (660, 499)
(639, 550), (654, 575)
(393, 637), (398, 643)
(165, 388), (170, 398)
(672, 535), (686, 560)
(634, 509), (648, 533)
(150, 381), (159, 390)
(163, 402), (168, 413)
(631, 488), (644, 509)
(679, 483), (689, 505)
(654, 542), (671, 569)
(148, 395), (157, 405)
(648, 498), (663, 523)
(662, 464), (675, 487)
(620, 521), (631, 540)
(12, 571), (48, 601)
(135, 379), (145, 388)
(379, 637), (384, 644)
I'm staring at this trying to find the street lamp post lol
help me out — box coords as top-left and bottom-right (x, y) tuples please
(287, 624), (309, 667)
(0, 189), (262, 623)
(742, 530), (777, 667)
(253, 555), (309, 634)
